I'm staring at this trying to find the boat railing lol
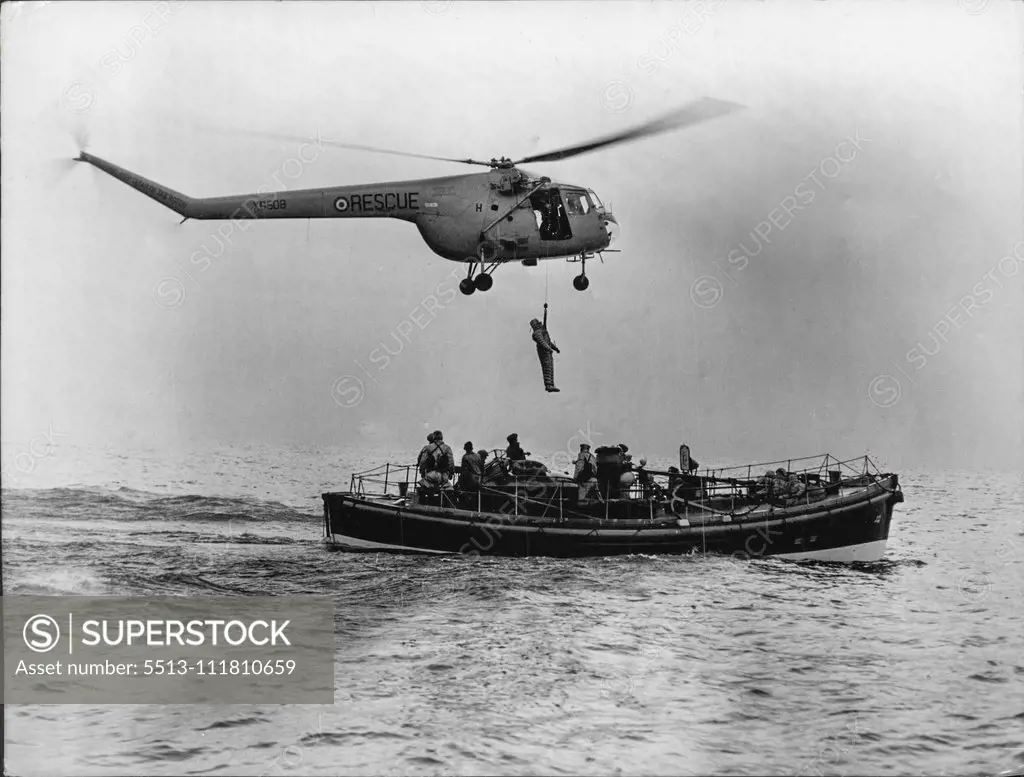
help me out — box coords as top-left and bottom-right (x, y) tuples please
(342, 453), (895, 519)
(348, 462), (419, 498)
(630, 453), (895, 514)
(345, 463), (589, 520)
(701, 452), (884, 483)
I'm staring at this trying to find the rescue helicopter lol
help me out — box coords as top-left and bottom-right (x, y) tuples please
(75, 97), (741, 295)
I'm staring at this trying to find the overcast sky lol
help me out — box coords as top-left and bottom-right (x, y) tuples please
(2, 1), (1021, 472)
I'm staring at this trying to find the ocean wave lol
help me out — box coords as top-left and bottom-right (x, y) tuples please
(2, 486), (315, 526)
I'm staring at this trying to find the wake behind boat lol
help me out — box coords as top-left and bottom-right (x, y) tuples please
(322, 449), (904, 563)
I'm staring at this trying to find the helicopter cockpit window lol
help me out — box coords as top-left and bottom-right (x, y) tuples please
(564, 191), (590, 216)
(587, 190), (603, 208)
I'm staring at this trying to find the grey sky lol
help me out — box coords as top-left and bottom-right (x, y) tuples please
(2, 1), (1021, 472)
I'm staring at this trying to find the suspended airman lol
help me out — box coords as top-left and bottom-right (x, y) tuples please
(530, 318), (561, 392)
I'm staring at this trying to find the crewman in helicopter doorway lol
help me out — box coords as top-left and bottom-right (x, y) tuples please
(530, 318), (560, 392)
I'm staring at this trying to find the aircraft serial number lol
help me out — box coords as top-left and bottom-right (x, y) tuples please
(252, 199), (287, 210)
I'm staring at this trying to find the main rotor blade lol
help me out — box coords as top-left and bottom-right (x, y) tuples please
(513, 97), (743, 165)
(224, 127), (494, 167)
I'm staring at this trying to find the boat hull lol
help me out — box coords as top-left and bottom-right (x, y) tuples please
(322, 477), (902, 561)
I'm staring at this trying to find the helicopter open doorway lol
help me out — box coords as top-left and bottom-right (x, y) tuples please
(530, 188), (572, 241)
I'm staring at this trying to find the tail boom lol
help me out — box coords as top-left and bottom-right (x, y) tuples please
(76, 152), (424, 223)
(77, 151), (191, 216)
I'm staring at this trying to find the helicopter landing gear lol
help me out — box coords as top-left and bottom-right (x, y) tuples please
(573, 252), (590, 291)
(460, 260), (499, 295)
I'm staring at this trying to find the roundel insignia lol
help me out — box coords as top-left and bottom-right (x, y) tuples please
(334, 196), (349, 212)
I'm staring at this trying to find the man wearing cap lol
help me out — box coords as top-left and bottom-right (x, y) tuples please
(574, 443), (600, 502)
(530, 318), (561, 392)
(506, 433), (529, 461)
(458, 441), (483, 492)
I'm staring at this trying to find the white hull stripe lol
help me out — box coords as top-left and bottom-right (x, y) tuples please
(775, 539), (888, 563)
(328, 534), (451, 554)
(330, 533), (887, 562)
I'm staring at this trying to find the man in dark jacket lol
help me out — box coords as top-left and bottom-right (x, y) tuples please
(574, 443), (600, 501)
(459, 442), (483, 491)
(506, 433), (529, 461)
(636, 458), (661, 500)
(530, 318), (560, 392)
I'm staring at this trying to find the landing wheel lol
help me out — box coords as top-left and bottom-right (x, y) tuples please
(459, 278), (476, 295)
(573, 274), (590, 291)
(474, 273), (493, 292)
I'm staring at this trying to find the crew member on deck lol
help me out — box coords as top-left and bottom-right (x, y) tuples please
(506, 434), (529, 461)
(636, 458), (660, 500)
(772, 468), (790, 498)
(459, 442), (483, 491)
(787, 472), (807, 499)
(477, 449), (491, 484)
(574, 443), (600, 502)
(754, 470), (776, 498)
(418, 432), (438, 479)
(419, 430), (455, 487)
(530, 318), (561, 392)
(435, 432), (455, 483)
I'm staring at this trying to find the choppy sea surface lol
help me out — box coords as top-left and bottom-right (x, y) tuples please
(2, 442), (1022, 777)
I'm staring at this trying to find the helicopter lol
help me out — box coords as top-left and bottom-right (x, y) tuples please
(75, 97), (741, 295)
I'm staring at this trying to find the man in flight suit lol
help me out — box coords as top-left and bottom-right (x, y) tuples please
(530, 318), (561, 392)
